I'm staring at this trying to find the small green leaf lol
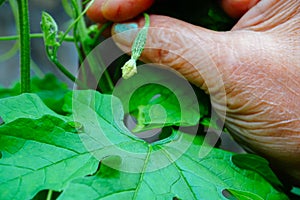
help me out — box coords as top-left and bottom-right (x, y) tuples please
(129, 84), (199, 131)
(291, 187), (300, 196)
(227, 189), (265, 200)
(115, 65), (209, 132)
(232, 154), (283, 189)
(41, 12), (59, 48)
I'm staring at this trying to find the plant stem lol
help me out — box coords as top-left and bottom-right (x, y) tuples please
(17, 0), (30, 93)
(0, 33), (75, 41)
(45, 48), (87, 88)
(46, 48), (76, 82)
(57, 0), (95, 47)
(46, 190), (53, 200)
(52, 60), (76, 82)
(91, 21), (112, 44)
(71, 0), (114, 93)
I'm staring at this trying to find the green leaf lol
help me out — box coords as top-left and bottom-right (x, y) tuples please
(41, 12), (59, 48)
(0, 116), (99, 200)
(0, 91), (288, 200)
(129, 84), (200, 131)
(291, 187), (300, 196)
(30, 75), (70, 114)
(114, 65), (210, 132)
(0, 92), (100, 199)
(0, 74), (70, 114)
(58, 132), (287, 199)
(232, 154), (283, 189)
(60, 90), (286, 199)
(0, 93), (61, 123)
(227, 189), (265, 200)
(130, 84), (210, 131)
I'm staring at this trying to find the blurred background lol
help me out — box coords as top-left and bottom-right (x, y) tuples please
(0, 0), (77, 87)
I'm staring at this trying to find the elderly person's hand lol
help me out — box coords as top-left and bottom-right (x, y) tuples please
(87, 0), (300, 186)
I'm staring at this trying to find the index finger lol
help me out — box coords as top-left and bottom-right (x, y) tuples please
(87, 0), (154, 23)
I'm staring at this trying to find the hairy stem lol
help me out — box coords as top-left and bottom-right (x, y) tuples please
(17, 0), (31, 93)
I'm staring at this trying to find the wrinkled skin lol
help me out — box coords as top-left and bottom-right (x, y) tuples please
(88, 0), (300, 186)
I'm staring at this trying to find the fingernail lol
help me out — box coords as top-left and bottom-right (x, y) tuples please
(114, 23), (138, 33)
(113, 23), (138, 46)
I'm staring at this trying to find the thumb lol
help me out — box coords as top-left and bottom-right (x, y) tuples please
(111, 15), (239, 95)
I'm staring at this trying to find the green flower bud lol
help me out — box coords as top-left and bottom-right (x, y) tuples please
(122, 58), (137, 79)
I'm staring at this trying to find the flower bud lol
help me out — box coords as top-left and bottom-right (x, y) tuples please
(121, 58), (137, 79)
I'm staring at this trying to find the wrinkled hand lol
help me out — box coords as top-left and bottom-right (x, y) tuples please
(87, 0), (300, 186)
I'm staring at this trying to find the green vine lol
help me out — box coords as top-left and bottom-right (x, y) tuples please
(17, 0), (31, 93)
(0, 33), (74, 42)
(70, 0), (114, 93)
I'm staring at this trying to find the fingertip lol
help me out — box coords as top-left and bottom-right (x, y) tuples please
(86, 0), (108, 23)
(102, 0), (154, 22)
(221, 0), (260, 18)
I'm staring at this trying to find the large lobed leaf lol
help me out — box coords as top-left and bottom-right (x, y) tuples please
(0, 91), (288, 199)
(0, 93), (99, 200)
(58, 130), (287, 199)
